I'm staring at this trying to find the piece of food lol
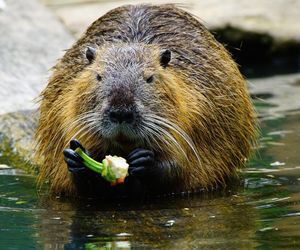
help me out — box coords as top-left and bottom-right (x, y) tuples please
(75, 148), (129, 185)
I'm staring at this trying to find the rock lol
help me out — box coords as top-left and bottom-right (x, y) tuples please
(195, 0), (300, 43)
(50, 0), (300, 43)
(0, 0), (6, 10)
(0, 0), (74, 115)
(47, 0), (300, 71)
(0, 110), (38, 172)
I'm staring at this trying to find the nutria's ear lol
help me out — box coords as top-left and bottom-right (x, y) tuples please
(85, 46), (96, 63)
(160, 49), (171, 68)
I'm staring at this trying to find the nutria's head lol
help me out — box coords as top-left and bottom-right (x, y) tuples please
(67, 43), (184, 156)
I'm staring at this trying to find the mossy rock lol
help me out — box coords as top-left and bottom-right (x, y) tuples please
(0, 110), (38, 173)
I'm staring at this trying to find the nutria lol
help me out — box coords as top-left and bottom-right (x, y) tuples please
(35, 4), (257, 197)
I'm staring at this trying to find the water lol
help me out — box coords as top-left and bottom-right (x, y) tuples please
(0, 74), (300, 249)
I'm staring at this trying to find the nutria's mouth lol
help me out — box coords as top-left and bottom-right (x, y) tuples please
(105, 122), (140, 142)
(105, 131), (140, 155)
(114, 132), (133, 144)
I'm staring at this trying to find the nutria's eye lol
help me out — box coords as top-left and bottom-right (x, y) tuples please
(160, 49), (171, 68)
(86, 46), (96, 63)
(146, 75), (154, 83)
(97, 74), (102, 81)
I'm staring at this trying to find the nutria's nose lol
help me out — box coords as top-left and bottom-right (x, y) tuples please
(109, 110), (134, 124)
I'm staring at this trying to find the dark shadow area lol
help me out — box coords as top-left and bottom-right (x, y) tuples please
(213, 26), (300, 78)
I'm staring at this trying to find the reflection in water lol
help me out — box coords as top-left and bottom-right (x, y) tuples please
(35, 192), (258, 249)
(0, 74), (300, 249)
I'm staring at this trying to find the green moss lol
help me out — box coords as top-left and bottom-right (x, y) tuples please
(0, 134), (37, 174)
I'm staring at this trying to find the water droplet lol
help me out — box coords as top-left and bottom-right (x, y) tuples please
(164, 220), (175, 227)
(259, 227), (276, 232)
(116, 233), (132, 237)
(256, 204), (273, 209)
(0, 164), (10, 169)
(270, 161), (285, 166)
(283, 212), (300, 217)
(268, 130), (292, 136)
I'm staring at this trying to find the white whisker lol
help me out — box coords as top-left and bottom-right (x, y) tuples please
(145, 114), (202, 167)
(142, 120), (188, 160)
(52, 113), (98, 157)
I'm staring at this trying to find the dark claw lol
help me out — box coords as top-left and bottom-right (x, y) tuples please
(128, 148), (143, 158)
(127, 148), (155, 178)
(129, 156), (154, 168)
(127, 148), (154, 162)
(68, 166), (86, 174)
(70, 139), (85, 151)
(69, 139), (91, 156)
(64, 157), (86, 173)
(129, 166), (147, 177)
(64, 140), (88, 174)
(128, 149), (154, 162)
(63, 148), (82, 162)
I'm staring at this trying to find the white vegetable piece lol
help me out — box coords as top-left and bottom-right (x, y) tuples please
(103, 155), (129, 179)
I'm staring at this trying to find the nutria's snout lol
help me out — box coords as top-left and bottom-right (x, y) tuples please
(109, 109), (135, 124)
(102, 105), (142, 142)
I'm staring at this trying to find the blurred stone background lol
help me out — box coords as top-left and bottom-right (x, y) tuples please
(1, 0), (300, 170)
(42, 0), (300, 41)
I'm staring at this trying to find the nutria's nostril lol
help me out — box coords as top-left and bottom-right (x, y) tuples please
(109, 110), (134, 124)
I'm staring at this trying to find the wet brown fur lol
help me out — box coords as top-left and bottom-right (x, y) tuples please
(35, 4), (257, 195)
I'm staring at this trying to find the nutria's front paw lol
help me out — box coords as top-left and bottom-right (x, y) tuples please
(63, 139), (88, 174)
(127, 148), (155, 177)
